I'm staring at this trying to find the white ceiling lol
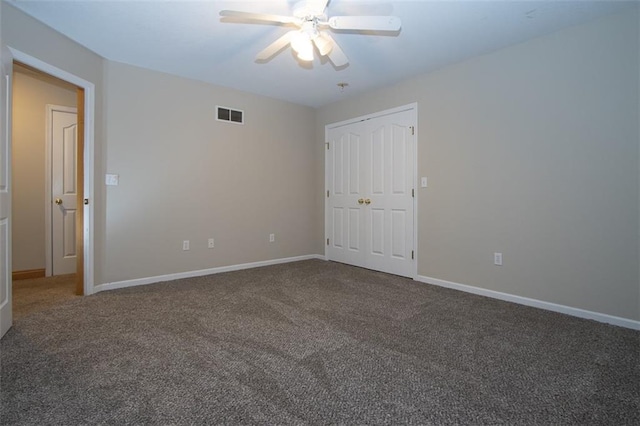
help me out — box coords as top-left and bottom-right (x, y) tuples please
(7, 0), (635, 107)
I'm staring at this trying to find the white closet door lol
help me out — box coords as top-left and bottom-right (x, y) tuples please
(326, 107), (415, 278)
(327, 123), (367, 269)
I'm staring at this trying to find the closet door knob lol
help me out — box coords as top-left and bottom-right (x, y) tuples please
(365, 199), (371, 205)
(358, 198), (364, 205)
(55, 198), (63, 205)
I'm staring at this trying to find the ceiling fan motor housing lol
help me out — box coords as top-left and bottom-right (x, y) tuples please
(301, 20), (320, 39)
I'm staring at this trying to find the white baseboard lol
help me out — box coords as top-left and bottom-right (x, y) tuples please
(95, 255), (326, 293)
(415, 275), (640, 330)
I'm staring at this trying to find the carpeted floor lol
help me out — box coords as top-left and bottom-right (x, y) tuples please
(1, 260), (638, 425)
(11, 274), (78, 320)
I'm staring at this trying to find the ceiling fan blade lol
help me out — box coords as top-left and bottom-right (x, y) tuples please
(306, 0), (330, 15)
(220, 10), (298, 25)
(323, 34), (349, 67)
(327, 16), (401, 32)
(256, 31), (296, 61)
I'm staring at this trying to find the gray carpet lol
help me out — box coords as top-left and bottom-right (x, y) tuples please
(1, 259), (638, 425)
(11, 274), (77, 320)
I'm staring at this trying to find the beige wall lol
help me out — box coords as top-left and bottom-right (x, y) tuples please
(3, 3), (319, 286)
(12, 67), (77, 271)
(317, 10), (640, 321)
(103, 61), (317, 283)
(2, 2), (106, 283)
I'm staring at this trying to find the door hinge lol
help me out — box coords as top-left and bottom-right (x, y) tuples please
(326, 142), (330, 150)
(411, 250), (414, 260)
(327, 190), (330, 197)
(84, 198), (89, 205)
(412, 188), (415, 198)
(327, 238), (330, 246)
(410, 126), (415, 136)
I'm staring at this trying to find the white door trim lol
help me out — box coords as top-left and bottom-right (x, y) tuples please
(326, 103), (417, 130)
(325, 103), (418, 279)
(9, 48), (95, 295)
(45, 104), (78, 277)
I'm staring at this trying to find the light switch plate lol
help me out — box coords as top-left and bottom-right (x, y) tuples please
(105, 174), (119, 186)
(421, 177), (428, 188)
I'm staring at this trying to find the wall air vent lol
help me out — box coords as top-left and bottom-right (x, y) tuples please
(216, 106), (244, 124)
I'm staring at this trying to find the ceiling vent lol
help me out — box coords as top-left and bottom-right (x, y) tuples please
(216, 106), (244, 124)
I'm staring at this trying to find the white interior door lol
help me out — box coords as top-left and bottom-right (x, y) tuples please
(49, 106), (77, 276)
(0, 48), (13, 339)
(326, 107), (415, 277)
(327, 124), (367, 269)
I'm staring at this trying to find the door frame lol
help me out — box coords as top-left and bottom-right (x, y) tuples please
(45, 104), (78, 277)
(9, 48), (95, 295)
(324, 102), (418, 278)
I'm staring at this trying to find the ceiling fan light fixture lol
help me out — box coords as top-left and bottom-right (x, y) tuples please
(314, 34), (333, 56)
(297, 48), (314, 62)
(291, 31), (314, 61)
(291, 31), (309, 53)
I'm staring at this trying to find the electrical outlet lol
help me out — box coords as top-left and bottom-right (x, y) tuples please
(269, 233), (275, 243)
(208, 238), (214, 249)
(494, 252), (503, 266)
(183, 240), (190, 251)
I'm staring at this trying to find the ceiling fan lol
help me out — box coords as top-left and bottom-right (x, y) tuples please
(219, 0), (401, 67)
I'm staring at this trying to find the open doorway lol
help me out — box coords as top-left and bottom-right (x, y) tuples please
(11, 62), (83, 318)
(0, 47), (96, 339)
